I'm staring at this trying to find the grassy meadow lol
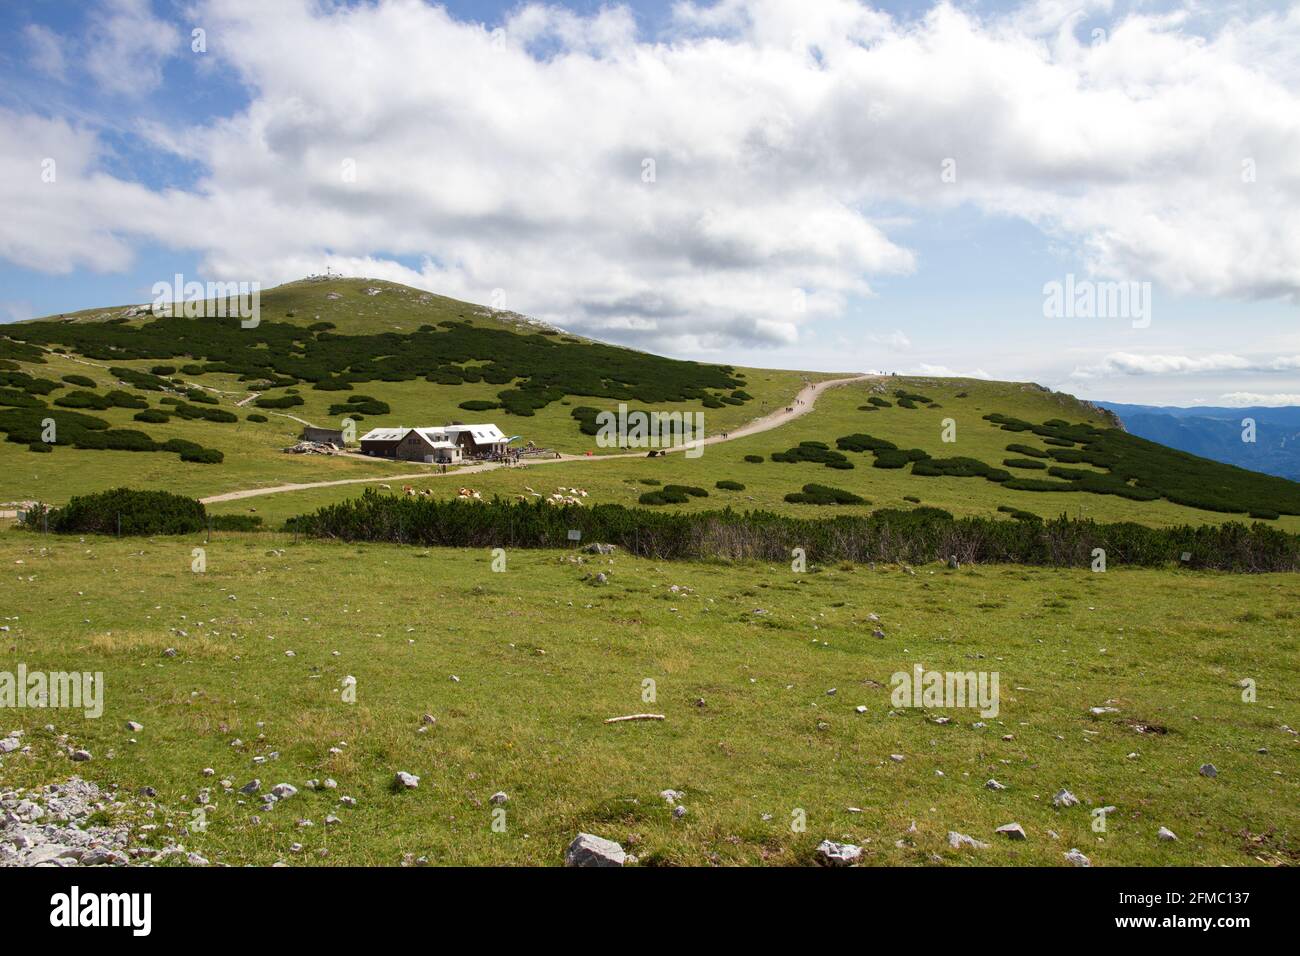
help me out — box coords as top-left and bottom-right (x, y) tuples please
(1, 530), (1296, 866)
(206, 375), (1300, 531)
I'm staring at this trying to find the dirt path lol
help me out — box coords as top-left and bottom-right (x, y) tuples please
(199, 374), (872, 505)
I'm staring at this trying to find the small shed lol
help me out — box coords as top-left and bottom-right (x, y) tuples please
(302, 426), (345, 445)
(359, 427), (408, 457)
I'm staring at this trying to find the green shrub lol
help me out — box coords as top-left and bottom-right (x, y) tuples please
(286, 491), (1300, 572)
(744, 454), (764, 463)
(255, 394), (305, 409)
(913, 457), (1012, 482)
(151, 365), (177, 376)
(180, 447), (224, 464)
(784, 483), (867, 505)
(1004, 458), (1047, 470)
(28, 441), (52, 453)
(639, 484), (708, 506)
(134, 409), (170, 424)
(246, 413), (269, 423)
(61, 374), (95, 388)
(458, 400), (500, 411)
(27, 487), (206, 535)
(1006, 443), (1050, 458)
(716, 480), (745, 491)
(771, 441), (852, 469)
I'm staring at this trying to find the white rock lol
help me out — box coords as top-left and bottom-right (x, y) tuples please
(489, 791), (508, 806)
(1157, 826), (1178, 841)
(1052, 789), (1080, 808)
(815, 840), (862, 866)
(270, 783), (298, 799)
(947, 831), (990, 850)
(985, 778), (1007, 791)
(393, 771), (419, 789)
(564, 832), (626, 867)
(1064, 847), (1092, 867)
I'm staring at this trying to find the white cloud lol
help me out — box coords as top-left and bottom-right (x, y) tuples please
(910, 363), (993, 379)
(85, 0), (180, 97)
(1072, 352), (1300, 378)
(1216, 392), (1300, 408)
(863, 330), (912, 350)
(24, 24), (67, 79)
(3, 0), (1300, 350)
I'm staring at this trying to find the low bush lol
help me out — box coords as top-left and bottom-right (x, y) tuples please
(784, 483), (867, 505)
(716, 480), (745, 491)
(24, 487), (206, 535)
(256, 394), (306, 409)
(288, 491), (1300, 571)
(771, 441), (853, 469)
(1006, 443), (1050, 458)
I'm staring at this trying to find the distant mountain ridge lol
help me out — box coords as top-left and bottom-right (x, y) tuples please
(1098, 402), (1300, 481)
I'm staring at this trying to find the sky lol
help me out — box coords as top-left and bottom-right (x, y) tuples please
(1, 0), (1298, 407)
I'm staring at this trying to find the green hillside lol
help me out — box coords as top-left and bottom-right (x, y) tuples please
(4, 278), (1300, 534)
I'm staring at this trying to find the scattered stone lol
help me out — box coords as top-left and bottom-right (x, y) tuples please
(270, 783), (298, 799)
(489, 791), (508, 806)
(1199, 763), (1218, 778)
(564, 833), (626, 867)
(69, 750), (92, 762)
(672, 805), (687, 819)
(393, 772), (419, 790)
(947, 831), (989, 850)
(985, 779), (1006, 791)
(815, 840), (862, 866)
(659, 790), (684, 806)
(890, 754), (905, 763)
(125, 721), (143, 732)
(1064, 847), (1092, 867)
(1052, 789), (1080, 808)
(1157, 826), (1178, 842)
(995, 822), (1027, 840)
